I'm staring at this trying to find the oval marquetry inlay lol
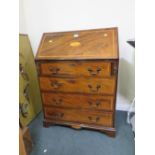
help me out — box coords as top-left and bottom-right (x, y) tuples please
(48, 40), (53, 43)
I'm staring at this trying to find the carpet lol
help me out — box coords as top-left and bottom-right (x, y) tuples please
(29, 111), (135, 155)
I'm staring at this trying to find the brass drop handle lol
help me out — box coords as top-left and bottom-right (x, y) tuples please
(88, 100), (101, 107)
(87, 67), (101, 76)
(49, 67), (60, 74)
(48, 112), (64, 118)
(96, 101), (101, 106)
(51, 98), (63, 105)
(50, 81), (63, 89)
(88, 84), (101, 92)
(88, 116), (100, 122)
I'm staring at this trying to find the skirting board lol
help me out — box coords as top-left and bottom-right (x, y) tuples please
(116, 102), (130, 111)
(116, 94), (132, 111)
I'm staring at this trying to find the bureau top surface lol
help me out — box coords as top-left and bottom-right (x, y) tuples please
(36, 27), (119, 60)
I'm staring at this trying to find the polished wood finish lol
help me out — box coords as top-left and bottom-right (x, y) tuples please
(40, 61), (111, 77)
(36, 27), (119, 137)
(42, 93), (114, 111)
(36, 27), (119, 60)
(45, 107), (113, 127)
(43, 119), (116, 137)
(71, 125), (82, 129)
(39, 77), (116, 95)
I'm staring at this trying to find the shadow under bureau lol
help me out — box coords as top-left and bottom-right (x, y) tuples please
(35, 27), (119, 137)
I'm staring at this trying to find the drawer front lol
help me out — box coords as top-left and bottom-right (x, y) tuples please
(39, 77), (116, 95)
(42, 93), (114, 111)
(45, 107), (113, 127)
(40, 61), (111, 77)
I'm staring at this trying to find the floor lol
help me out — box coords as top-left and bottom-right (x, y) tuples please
(29, 111), (135, 155)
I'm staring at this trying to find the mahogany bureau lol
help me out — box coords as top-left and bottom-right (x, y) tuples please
(35, 27), (119, 137)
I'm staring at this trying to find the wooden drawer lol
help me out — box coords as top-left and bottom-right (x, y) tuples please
(40, 61), (111, 77)
(42, 93), (114, 111)
(44, 107), (113, 127)
(39, 77), (116, 95)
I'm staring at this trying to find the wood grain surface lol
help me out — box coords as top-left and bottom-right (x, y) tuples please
(42, 92), (114, 111)
(44, 107), (113, 127)
(39, 77), (116, 95)
(36, 27), (119, 137)
(40, 60), (112, 77)
(36, 27), (119, 60)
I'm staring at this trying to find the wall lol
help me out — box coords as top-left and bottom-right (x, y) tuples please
(19, 0), (135, 111)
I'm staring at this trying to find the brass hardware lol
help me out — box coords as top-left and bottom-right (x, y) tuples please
(70, 41), (81, 47)
(51, 98), (63, 105)
(49, 67), (60, 74)
(88, 116), (100, 122)
(88, 84), (101, 92)
(88, 100), (101, 107)
(48, 112), (64, 118)
(88, 116), (92, 120)
(87, 67), (101, 76)
(50, 81), (63, 89)
(96, 101), (101, 106)
(96, 116), (100, 122)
